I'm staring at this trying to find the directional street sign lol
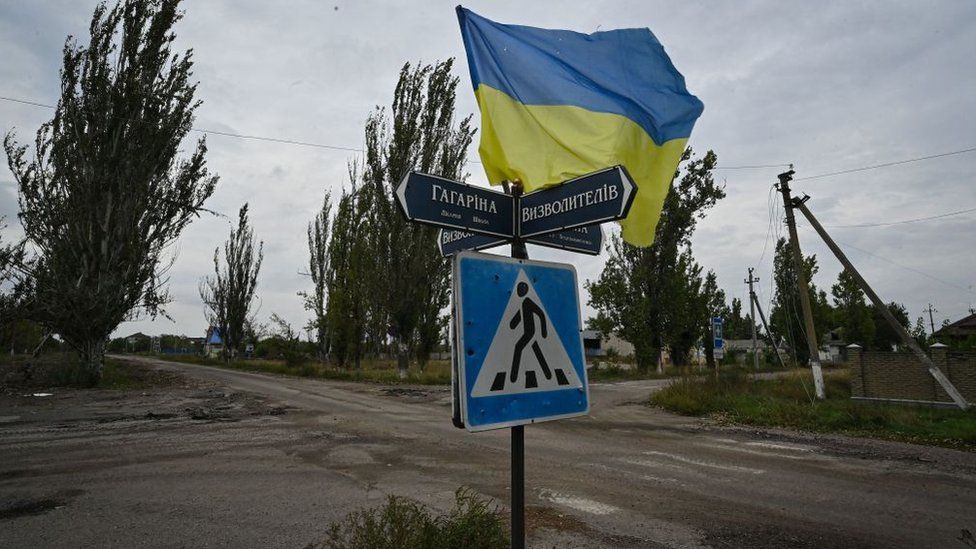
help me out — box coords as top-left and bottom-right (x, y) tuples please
(453, 251), (589, 432)
(396, 172), (514, 237)
(525, 225), (603, 256)
(519, 165), (636, 239)
(439, 226), (603, 257)
(439, 229), (508, 257)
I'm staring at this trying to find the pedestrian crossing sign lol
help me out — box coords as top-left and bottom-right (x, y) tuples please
(452, 251), (589, 432)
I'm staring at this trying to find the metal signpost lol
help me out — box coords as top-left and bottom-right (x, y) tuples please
(399, 168), (634, 549)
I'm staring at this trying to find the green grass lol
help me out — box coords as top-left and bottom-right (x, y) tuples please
(651, 369), (976, 449)
(310, 488), (507, 549)
(152, 354), (453, 385)
(0, 353), (182, 390)
(587, 363), (676, 382)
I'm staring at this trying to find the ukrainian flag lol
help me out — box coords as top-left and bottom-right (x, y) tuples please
(457, 7), (703, 247)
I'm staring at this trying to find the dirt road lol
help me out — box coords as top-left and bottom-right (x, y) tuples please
(2, 356), (975, 548)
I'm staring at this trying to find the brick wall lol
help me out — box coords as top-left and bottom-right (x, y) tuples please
(848, 345), (976, 403)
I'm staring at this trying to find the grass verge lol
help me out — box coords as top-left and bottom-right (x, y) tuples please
(308, 488), (507, 549)
(1, 353), (184, 390)
(152, 354), (453, 385)
(651, 369), (976, 450)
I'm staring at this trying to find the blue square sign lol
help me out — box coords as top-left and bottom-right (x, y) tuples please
(453, 251), (589, 432)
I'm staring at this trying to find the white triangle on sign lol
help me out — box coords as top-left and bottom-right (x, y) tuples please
(471, 269), (582, 397)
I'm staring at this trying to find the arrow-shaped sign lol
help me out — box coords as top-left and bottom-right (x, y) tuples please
(438, 225), (603, 257)
(396, 172), (514, 238)
(519, 166), (636, 239)
(439, 229), (508, 256)
(526, 225), (603, 256)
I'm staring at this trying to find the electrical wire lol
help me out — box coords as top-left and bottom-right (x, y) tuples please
(798, 225), (976, 295)
(794, 146), (976, 181)
(754, 184), (777, 268)
(713, 163), (792, 170)
(826, 206), (976, 228)
(1, 95), (366, 154)
(0, 95), (799, 170)
(6, 94), (975, 178)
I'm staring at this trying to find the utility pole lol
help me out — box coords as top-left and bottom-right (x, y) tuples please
(792, 197), (969, 410)
(776, 169), (826, 399)
(924, 303), (937, 335)
(745, 268), (760, 370)
(751, 293), (786, 369)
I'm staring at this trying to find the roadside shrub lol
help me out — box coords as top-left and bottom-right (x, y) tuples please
(311, 488), (507, 549)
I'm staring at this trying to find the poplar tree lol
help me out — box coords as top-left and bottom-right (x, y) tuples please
(323, 185), (374, 368)
(356, 60), (475, 375)
(200, 204), (263, 360)
(301, 191), (333, 359)
(831, 269), (875, 347)
(3, 0), (217, 383)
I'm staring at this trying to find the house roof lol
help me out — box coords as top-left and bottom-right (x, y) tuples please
(206, 326), (223, 345)
(933, 313), (976, 338)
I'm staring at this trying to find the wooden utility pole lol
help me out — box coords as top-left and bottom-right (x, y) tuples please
(745, 268), (760, 369)
(792, 198), (969, 410)
(924, 303), (937, 335)
(751, 293), (786, 369)
(776, 169), (826, 399)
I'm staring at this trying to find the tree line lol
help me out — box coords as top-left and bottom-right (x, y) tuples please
(200, 59), (473, 373)
(767, 237), (930, 363)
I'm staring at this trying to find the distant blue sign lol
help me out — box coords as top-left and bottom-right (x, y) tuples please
(519, 166), (636, 239)
(712, 316), (724, 350)
(453, 251), (589, 432)
(396, 172), (513, 237)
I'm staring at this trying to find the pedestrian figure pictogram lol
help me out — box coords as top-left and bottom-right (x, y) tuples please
(509, 281), (551, 385)
(471, 270), (581, 397)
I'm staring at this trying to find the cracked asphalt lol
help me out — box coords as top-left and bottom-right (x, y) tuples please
(2, 355), (974, 548)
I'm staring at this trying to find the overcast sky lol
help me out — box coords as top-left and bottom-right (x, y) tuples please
(2, 1), (975, 340)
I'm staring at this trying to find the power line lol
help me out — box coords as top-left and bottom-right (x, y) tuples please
(6, 94), (976, 176)
(2, 95), (364, 154)
(826, 206), (976, 228)
(189, 127), (362, 153)
(714, 163), (792, 170)
(0, 95), (803, 170)
(798, 224), (976, 295)
(794, 146), (976, 181)
(0, 96), (53, 109)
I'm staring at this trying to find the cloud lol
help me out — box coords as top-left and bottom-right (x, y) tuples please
(1, 0), (974, 339)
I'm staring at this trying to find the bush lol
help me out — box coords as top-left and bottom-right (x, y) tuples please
(311, 489), (507, 549)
